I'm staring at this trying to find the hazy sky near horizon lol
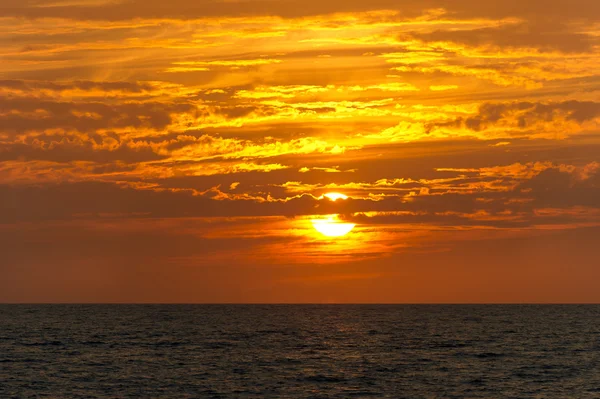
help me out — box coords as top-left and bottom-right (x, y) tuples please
(1, 0), (600, 302)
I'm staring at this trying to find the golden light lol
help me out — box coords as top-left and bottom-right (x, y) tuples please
(311, 216), (356, 237)
(322, 192), (348, 201)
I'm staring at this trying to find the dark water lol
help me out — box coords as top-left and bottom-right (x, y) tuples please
(1, 305), (600, 398)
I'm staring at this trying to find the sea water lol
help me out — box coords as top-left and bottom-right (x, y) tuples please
(1, 305), (599, 398)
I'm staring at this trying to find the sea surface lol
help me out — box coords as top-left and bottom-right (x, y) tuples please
(1, 305), (599, 398)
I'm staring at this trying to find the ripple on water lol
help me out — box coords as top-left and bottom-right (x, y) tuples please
(0, 304), (599, 398)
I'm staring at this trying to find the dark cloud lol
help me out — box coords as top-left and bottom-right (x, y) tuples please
(0, 181), (393, 222)
(1, 159), (598, 226)
(469, 101), (600, 129)
(428, 101), (600, 133)
(1, 0), (598, 21)
(0, 0), (428, 20)
(414, 21), (596, 53)
(0, 97), (194, 134)
(520, 165), (600, 208)
(0, 141), (163, 163)
(0, 79), (156, 93)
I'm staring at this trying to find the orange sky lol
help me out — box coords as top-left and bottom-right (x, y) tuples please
(1, 0), (599, 303)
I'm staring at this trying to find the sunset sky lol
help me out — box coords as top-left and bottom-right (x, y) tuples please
(1, 0), (599, 303)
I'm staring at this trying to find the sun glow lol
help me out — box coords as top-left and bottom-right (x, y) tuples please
(311, 215), (356, 237)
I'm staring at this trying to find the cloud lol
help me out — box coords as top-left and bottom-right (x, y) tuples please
(429, 85), (458, 91)
(427, 101), (600, 138)
(519, 162), (600, 208)
(0, 97), (194, 134)
(469, 101), (600, 128)
(413, 21), (596, 53)
(165, 59), (282, 72)
(2, 0), (599, 21)
(1, 160), (597, 227)
(0, 79), (157, 95)
(0, 138), (164, 163)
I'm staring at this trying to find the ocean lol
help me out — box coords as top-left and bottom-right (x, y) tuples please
(1, 305), (599, 398)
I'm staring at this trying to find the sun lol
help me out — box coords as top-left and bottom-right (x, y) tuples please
(311, 193), (355, 237)
(311, 216), (355, 237)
